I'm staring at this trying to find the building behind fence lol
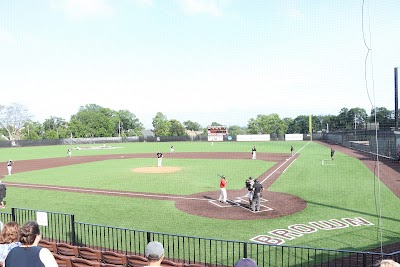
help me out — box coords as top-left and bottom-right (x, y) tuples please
(0, 207), (398, 267)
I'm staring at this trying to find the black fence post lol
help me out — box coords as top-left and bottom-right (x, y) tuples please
(146, 232), (151, 244)
(243, 242), (248, 259)
(11, 207), (15, 222)
(71, 214), (75, 246)
(363, 253), (367, 267)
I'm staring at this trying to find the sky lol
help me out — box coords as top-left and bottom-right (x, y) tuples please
(1, 0), (400, 129)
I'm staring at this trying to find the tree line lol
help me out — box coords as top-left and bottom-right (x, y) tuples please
(0, 103), (397, 141)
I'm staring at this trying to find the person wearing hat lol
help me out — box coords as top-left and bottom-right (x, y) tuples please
(144, 241), (164, 266)
(156, 151), (163, 167)
(245, 177), (254, 207)
(0, 180), (6, 208)
(218, 175), (228, 203)
(6, 160), (13, 176)
(251, 179), (264, 212)
(234, 258), (258, 267)
(251, 146), (256, 160)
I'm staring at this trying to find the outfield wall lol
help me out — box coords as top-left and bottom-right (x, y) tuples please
(237, 134), (270, 141)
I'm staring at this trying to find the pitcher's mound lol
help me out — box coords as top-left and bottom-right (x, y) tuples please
(132, 166), (182, 173)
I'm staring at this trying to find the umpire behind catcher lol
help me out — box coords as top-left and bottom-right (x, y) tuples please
(251, 179), (264, 212)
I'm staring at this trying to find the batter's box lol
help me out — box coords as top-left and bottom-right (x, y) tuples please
(209, 200), (234, 207)
(210, 196), (274, 212)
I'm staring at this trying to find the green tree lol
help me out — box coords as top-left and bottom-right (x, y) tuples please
(290, 115), (309, 134)
(152, 112), (170, 136)
(21, 121), (42, 140)
(228, 125), (246, 135)
(348, 107), (368, 129)
(42, 116), (69, 139)
(183, 120), (202, 131)
(282, 118), (295, 133)
(369, 107), (394, 129)
(69, 104), (117, 137)
(117, 109), (144, 137)
(43, 129), (59, 139)
(169, 119), (187, 136)
(247, 114), (286, 134)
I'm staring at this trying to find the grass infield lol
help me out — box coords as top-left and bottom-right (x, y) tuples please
(0, 141), (399, 252)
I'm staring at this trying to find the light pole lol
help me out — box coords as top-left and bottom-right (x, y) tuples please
(395, 67), (398, 130)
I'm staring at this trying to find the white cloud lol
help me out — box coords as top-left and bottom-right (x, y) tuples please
(133, 0), (154, 7)
(51, 0), (114, 19)
(177, 0), (228, 16)
(0, 28), (15, 43)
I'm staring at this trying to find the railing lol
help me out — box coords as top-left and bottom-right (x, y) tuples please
(2, 207), (399, 266)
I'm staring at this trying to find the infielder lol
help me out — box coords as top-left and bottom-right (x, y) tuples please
(7, 160), (13, 176)
(252, 146), (257, 160)
(157, 151), (163, 167)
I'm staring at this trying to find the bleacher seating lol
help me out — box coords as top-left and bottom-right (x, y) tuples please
(77, 247), (102, 262)
(39, 239), (57, 253)
(101, 251), (128, 266)
(126, 254), (148, 267)
(57, 242), (80, 257)
(53, 253), (72, 267)
(70, 257), (101, 267)
(161, 259), (184, 267)
(38, 240), (201, 267)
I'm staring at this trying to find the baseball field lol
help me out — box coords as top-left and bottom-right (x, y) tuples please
(0, 140), (399, 253)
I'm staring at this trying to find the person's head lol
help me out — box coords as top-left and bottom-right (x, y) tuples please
(249, 177), (253, 180)
(254, 179), (259, 184)
(145, 241), (164, 263)
(0, 221), (19, 244)
(222, 175), (226, 179)
(234, 258), (258, 267)
(19, 221), (41, 246)
(379, 259), (400, 267)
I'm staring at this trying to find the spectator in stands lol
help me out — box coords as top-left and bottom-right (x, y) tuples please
(144, 241), (164, 266)
(0, 221), (21, 265)
(0, 180), (6, 208)
(234, 257), (258, 267)
(379, 259), (400, 266)
(5, 220), (58, 267)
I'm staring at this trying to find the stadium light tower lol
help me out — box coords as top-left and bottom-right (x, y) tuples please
(395, 67), (399, 130)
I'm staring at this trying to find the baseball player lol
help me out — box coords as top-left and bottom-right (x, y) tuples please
(331, 147), (335, 161)
(7, 160), (14, 176)
(67, 148), (72, 157)
(0, 180), (6, 208)
(290, 146), (294, 156)
(252, 146), (257, 160)
(245, 177), (254, 207)
(218, 175), (228, 203)
(157, 151), (163, 167)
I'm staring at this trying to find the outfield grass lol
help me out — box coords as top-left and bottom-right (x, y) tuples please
(0, 141), (399, 252)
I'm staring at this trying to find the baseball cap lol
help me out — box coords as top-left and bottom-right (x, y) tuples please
(145, 241), (164, 259)
(234, 258), (258, 267)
